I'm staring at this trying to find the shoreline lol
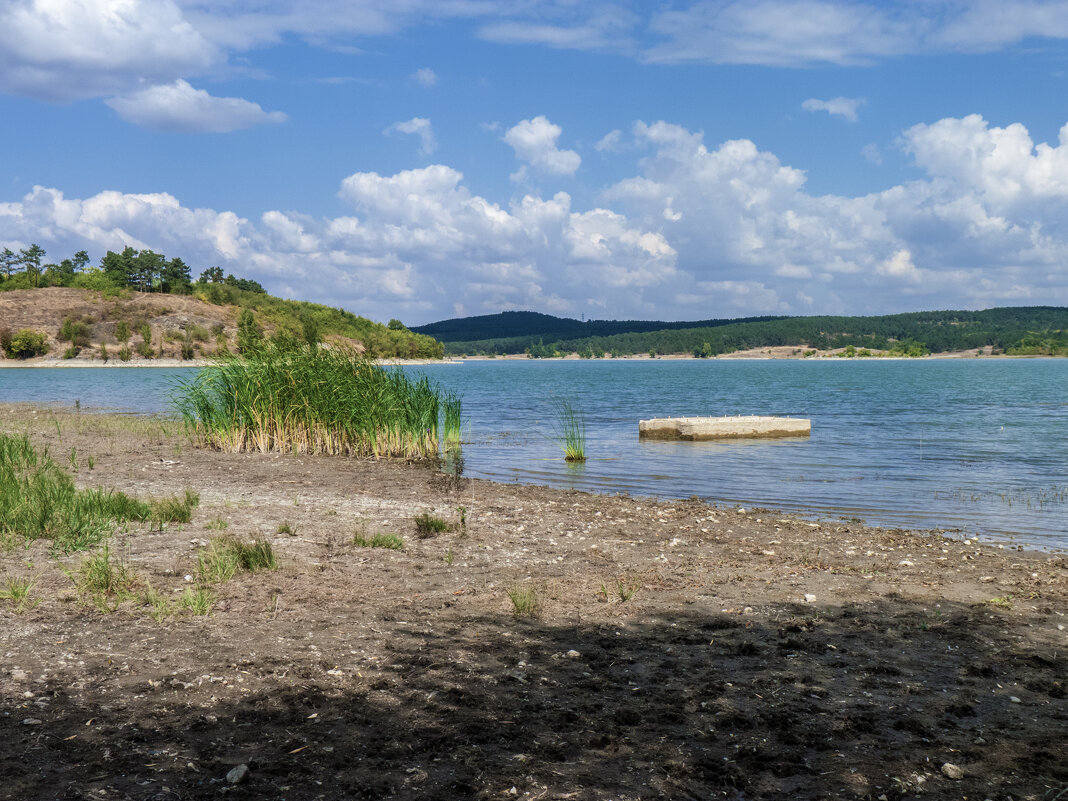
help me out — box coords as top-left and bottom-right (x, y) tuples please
(1, 405), (1066, 798)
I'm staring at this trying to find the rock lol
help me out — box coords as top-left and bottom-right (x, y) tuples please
(226, 764), (249, 785)
(804, 594), (817, 603)
(1009, 695), (1021, 703)
(22, 718), (42, 726)
(941, 762), (964, 780)
(566, 650), (581, 659)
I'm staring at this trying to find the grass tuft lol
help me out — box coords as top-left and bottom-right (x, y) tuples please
(177, 586), (215, 616)
(352, 532), (404, 550)
(73, 544), (138, 610)
(197, 535), (278, 583)
(151, 489), (200, 525)
(0, 576), (36, 613)
(507, 583), (539, 616)
(0, 432), (152, 552)
(414, 513), (452, 538)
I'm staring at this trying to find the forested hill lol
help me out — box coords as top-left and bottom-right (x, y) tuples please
(410, 310), (786, 342)
(412, 306), (1068, 357)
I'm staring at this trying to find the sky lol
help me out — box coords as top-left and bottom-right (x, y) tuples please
(3, 2), (1068, 325)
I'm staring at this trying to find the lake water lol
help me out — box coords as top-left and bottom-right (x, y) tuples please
(1, 360), (1066, 550)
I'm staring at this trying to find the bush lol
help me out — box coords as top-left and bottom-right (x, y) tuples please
(4, 329), (49, 359)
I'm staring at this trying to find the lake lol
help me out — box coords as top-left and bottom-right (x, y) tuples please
(1, 359), (1066, 549)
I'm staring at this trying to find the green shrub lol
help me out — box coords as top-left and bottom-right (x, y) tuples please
(4, 329), (49, 359)
(414, 513), (451, 537)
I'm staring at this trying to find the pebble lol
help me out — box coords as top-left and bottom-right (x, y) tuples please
(566, 650), (581, 659)
(22, 718), (42, 726)
(1009, 696), (1021, 703)
(940, 762), (964, 780)
(226, 764), (249, 785)
(804, 594), (816, 603)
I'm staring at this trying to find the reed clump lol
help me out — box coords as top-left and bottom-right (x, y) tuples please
(553, 399), (587, 462)
(172, 341), (456, 460)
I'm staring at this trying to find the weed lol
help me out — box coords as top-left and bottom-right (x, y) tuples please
(275, 521), (295, 536)
(206, 517), (229, 530)
(615, 577), (641, 602)
(73, 544), (137, 610)
(0, 576), (36, 613)
(138, 582), (172, 622)
(457, 505), (468, 536)
(68, 446), (78, 471)
(87, 455), (95, 471)
(987, 595), (1014, 608)
(177, 586), (215, 616)
(197, 535), (278, 583)
(150, 489), (200, 526)
(443, 548), (454, 565)
(353, 532), (404, 550)
(414, 513), (451, 538)
(552, 399), (587, 462)
(507, 583), (539, 616)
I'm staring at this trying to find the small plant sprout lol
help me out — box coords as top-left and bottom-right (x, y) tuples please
(443, 548), (455, 565)
(552, 399), (587, 462)
(457, 505), (468, 535)
(275, 521), (295, 536)
(68, 446), (78, 471)
(0, 576), (36, 613)
(86, 455), (95, 471)
(507, 583), (539, 616)
(615, 577), (641, 602)
(414, 513), (451, 538)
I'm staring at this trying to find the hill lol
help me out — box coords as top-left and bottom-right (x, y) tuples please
(0, 287), (443, 363)
(412, 307), (1068, 357)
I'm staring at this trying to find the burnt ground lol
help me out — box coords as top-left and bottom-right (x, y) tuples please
(1, 405), (1066, 801)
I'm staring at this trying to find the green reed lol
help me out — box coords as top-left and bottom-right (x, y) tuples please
(443, 390), (463, 447)
(171, 340), (457, 460)
(553, 399), (587, 462)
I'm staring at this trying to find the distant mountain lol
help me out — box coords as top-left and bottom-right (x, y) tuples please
(411, 310), (785, 343)
(411, 307), (1068, 357)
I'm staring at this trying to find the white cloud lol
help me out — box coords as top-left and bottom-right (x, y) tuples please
(595, 129), (625, 152)
(384, 117), (437, 156)
(504, 116), (581, 177)
(802, 96), (864, 122)
(6, 113), (1068, 322)
(105, 79), (287, 133)
(0, 0), (218, 101)
(861, 142), (883, 164)
(413, 67), (437, 87)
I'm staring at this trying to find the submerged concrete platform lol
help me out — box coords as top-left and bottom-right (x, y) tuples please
(639, 415), (811, 441)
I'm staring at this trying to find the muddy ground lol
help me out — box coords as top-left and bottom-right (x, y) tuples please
(1, 405), (1066, 801)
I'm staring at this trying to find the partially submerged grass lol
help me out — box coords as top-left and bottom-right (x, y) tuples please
(0, 576), (36, 613)
(0, 432), (152, 552)
(442, 390), (463, 447)
(197, 535), (278, 584)
(553, 399), (587, 462)
(172, 340), (457, 459)
(352, 531), (404, 550)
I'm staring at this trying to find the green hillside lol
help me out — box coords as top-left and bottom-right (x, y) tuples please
(415, 307), (1068, 357)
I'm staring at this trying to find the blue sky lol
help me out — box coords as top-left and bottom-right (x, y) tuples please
(3, 1), (1068, 325)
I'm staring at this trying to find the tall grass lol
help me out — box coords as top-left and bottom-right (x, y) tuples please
(553, 399), (587, 462)
(443, 390), (463, 447)
(172, 341), (457, 459)
(0, 433), (152, 552)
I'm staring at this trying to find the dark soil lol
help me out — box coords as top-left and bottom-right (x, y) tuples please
(1, 405), (1066, 800)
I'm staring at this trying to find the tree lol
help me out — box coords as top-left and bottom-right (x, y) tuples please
(0, 248), (18, 280)
(101, 247), (138, 288)
(72, 250), (90, 273)
(19, 244), (45, 287)
(199, 266), (224, 284)
(133, 249), (165, 292)
(387, 318), (407, 331)
(162, 257), (192, 294)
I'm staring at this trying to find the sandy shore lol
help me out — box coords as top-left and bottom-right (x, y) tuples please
(1, 405), (1065, 800)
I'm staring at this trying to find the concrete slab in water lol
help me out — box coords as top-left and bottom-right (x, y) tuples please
(639, 415), (811, 441)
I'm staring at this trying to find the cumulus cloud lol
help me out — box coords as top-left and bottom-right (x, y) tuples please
(504, 116), (581, 178)
(384, 117), (437, 156)
(105, 80), (287, 133)
(802, 96), (864, 122)
(413, 67), (437, 87)
(595, 129), (626, 152)
(5, 113), (1068, 322)
(0, 0), (218, 101)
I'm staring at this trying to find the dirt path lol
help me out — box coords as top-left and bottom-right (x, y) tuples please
(1, 405), (1066, 800)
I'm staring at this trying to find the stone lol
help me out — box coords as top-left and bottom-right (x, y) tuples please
(940, 763), (964, 780)
(226, 764), (249, 785)
(639, 415), (811, 441)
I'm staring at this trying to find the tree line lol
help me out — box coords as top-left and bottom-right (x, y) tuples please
(0, 242), (264, 296)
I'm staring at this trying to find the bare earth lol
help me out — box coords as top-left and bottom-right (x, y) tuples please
(1, 406), (1066, 801)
